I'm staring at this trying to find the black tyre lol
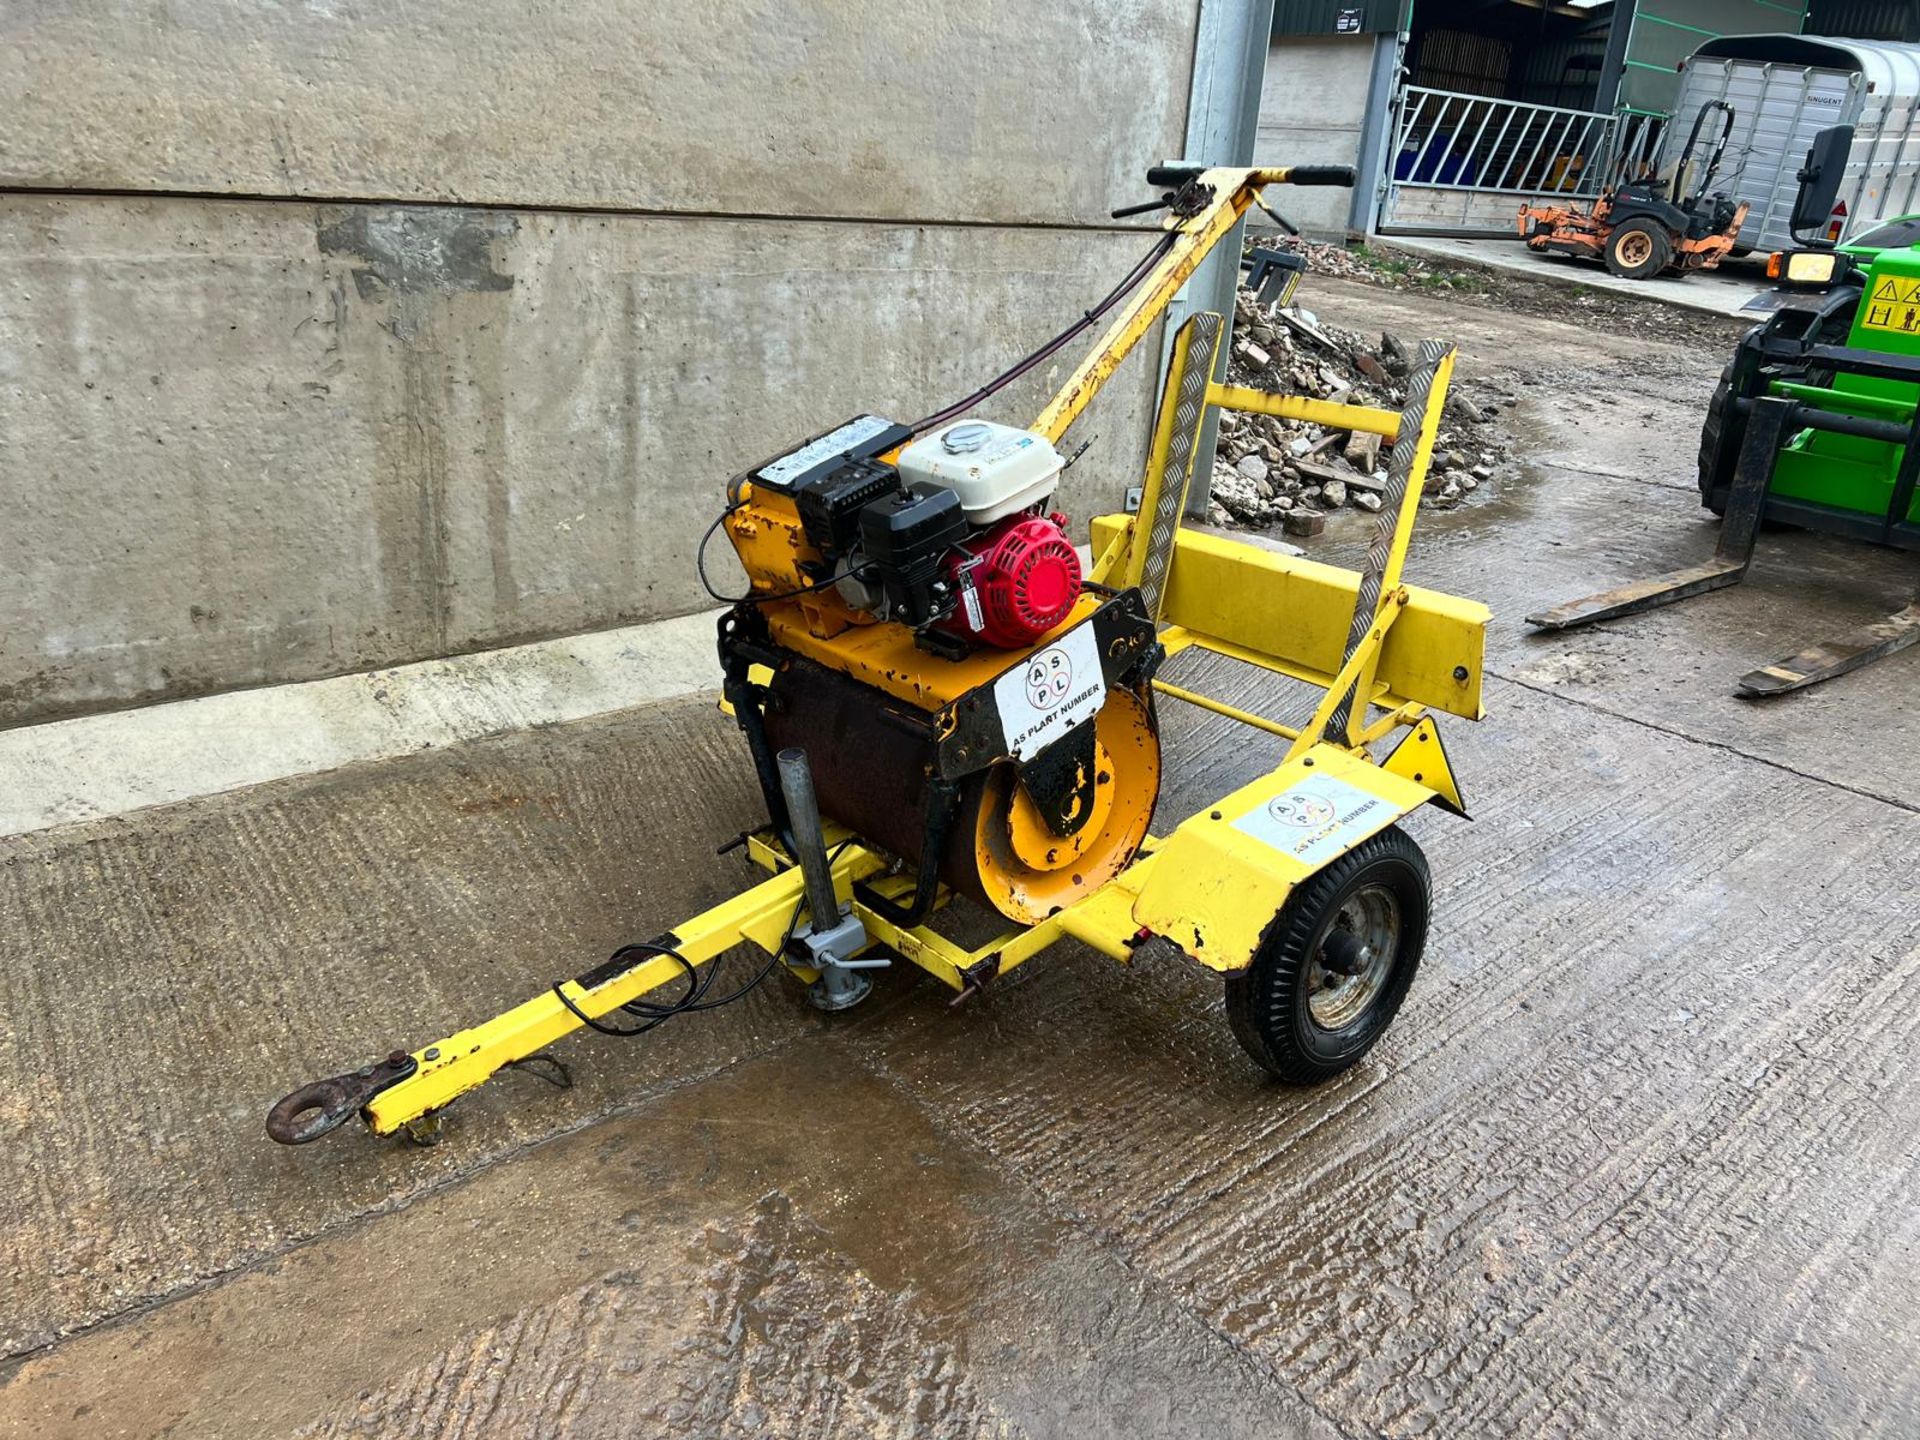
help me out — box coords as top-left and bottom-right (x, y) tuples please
(1224, 825), (1429, 1083)
(1602, 223), (1673, 279)
(1697, 358), (1740, 516)
(1699, 301), (1857, 515)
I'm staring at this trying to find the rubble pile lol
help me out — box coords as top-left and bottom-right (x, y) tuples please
(1208, 283), (1515, 535)
(1266, 236), (1486, 290)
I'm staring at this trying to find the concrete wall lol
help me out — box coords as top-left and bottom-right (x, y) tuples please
(1252, 34), (1380, 235)
(0, 1), (1201, 726)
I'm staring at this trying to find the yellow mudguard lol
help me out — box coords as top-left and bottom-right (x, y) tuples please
(1131, 737), (1463, 974)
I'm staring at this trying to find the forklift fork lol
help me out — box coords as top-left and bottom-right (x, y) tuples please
(1527, 395), (1920, 696)
(1738, 600), (1920, 696)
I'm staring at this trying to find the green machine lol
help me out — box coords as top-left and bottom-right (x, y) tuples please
(1531, 126), (1920, 697)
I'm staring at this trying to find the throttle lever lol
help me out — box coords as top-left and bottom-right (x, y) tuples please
(1253, 196), (1300, 236)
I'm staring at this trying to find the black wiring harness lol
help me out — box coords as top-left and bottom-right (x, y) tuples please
(905, 227), (1177, 435)
(551, 840), (855, 1038)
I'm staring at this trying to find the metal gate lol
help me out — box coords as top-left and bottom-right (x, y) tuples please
(1379, 86), (1664, 236)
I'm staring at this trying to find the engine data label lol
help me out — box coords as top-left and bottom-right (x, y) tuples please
(995, 622), (1104, 761)
(755, 415), (893, 488)
(1232, 772), (1395, 870)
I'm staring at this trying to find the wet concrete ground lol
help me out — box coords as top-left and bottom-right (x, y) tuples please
(3, 277), (1917, 1437)
(1387, 235), (1769, 319)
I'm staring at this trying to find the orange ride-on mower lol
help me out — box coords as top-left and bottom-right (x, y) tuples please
(1518, 101), (1748, 280)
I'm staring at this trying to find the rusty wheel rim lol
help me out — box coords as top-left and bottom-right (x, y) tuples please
(1618, 231), (1654, 268)
(1307, 886), (1400, 1031)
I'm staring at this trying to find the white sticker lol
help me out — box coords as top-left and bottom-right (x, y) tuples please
(983, 434), (1036, 465)
(757, 415), (893, 488)
(994, 622), (1105, 761)
(958, 562), (985, 633)
(1232, 772), (1395, 870)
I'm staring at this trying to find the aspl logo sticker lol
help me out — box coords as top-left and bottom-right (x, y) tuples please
(1234, 772), (1395, 869)
(994, 622), (1105, 760)
(1024, 646), (1076, 711)
(1264, 791), (1337, 829)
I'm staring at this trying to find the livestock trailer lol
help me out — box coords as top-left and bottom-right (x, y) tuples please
(1669, 35), (1920, 253)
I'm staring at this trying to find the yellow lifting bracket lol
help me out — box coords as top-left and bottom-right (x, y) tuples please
(1092, 324), (1481, 976)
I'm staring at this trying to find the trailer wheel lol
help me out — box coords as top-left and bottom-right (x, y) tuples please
(1224, 825), (1429, 1084)
(1603, 223), (1672, 279)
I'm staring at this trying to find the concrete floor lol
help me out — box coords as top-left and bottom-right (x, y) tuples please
(1387, 234), (1772, 320)
(3, 277), (1918, 1438)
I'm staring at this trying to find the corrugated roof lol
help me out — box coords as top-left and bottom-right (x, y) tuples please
(1691, 33), (1920, 101)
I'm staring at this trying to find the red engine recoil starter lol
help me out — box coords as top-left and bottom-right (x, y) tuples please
(934, 512), (1083, 649)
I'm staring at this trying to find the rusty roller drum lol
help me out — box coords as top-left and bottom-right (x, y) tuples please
(761, 659), (1160, 925)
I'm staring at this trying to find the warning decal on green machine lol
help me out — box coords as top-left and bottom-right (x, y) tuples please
(1864, 276), (1920, 335)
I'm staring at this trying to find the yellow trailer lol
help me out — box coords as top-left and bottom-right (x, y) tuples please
(268, 165), (1489, 1147)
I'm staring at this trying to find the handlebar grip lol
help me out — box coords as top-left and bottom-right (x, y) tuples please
(1282, 165), (1356, 187)
(1145, 164), (1207, 189)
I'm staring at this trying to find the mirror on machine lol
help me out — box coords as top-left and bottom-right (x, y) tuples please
(1790, 125), (1854, 242)
(1765, 125), (1860, 289)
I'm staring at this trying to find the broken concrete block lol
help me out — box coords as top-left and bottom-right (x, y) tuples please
(1343, 430), (1381, 469)
(1284, 509), (1326, 538)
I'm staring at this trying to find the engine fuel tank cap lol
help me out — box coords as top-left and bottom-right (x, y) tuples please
(941, 421), (993, 454)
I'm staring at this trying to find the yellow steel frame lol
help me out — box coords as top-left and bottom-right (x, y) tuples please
(362, 830), (1154, 1135)
(1033, 166), (1334, 445)
(341, 167), (1486, 1138)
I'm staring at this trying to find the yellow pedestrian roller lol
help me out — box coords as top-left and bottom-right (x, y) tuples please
(266, 164), (1490, 1149)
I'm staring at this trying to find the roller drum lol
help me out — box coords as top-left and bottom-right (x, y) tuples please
(761, 658), (1159, 924)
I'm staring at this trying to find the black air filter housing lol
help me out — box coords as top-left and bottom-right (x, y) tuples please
(858, 483), (968, 627)
(795, 458), (903, 559)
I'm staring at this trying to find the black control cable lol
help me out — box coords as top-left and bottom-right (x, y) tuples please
(550, 840), (855, 1037)
(697, 225), (1176, 606)
(695, 503), (877, 606)
(907, 228), (1178, 435)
